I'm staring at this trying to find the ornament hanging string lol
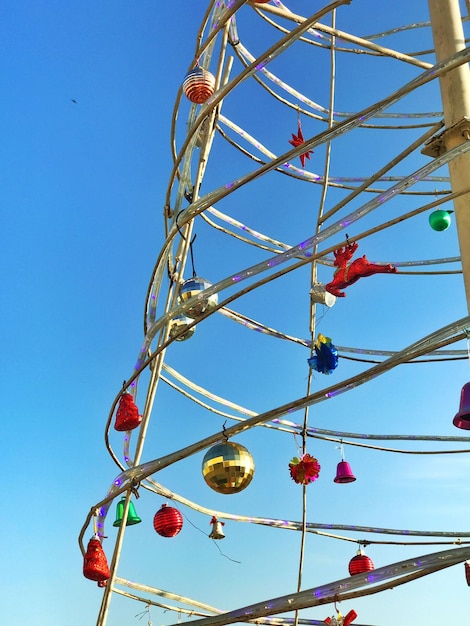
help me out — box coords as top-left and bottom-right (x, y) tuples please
(176, 210), (198, 277)
(222, 420), (229, 442)
(179, 506), (241, 564)
(293, 433), (303, 457)
(337, 440), (345, 461)
(135, 604), (152, 625)
(465, 329), (470, 367)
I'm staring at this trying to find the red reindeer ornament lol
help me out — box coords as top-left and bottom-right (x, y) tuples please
(325, 241), (397, 297)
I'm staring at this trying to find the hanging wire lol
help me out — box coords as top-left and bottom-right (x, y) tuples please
(176, 210), (198, 277)
(135, 603), (153, 625)
(465, 329), (470, 367)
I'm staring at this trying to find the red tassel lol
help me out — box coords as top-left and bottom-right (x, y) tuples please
(465, 561), (470, 586)
(83, 536), (110, 582)
(114, 393), (142, 431)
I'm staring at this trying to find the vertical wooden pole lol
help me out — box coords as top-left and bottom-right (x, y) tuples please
(428, 0), (470, 313)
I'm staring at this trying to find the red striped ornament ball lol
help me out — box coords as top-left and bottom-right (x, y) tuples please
(153, 504), (183, 538)
(183, 67), (216, 104)
(348, 549), (374, 576)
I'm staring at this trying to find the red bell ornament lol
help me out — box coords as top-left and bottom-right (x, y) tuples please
(348, 548), (374, 576)
(334, 460), (356, 484)
(83, 535), (110, 582)
(153, 504), (183, 538)
(183, 67), (216, 104)
(465, 560), (470, 586)
(453, 382), (470, 430)
(114, 392), (142, 431)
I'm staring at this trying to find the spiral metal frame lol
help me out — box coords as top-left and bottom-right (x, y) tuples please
(80, 2), (470, 625)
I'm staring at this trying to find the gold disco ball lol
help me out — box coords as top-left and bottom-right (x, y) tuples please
(179, 277), (218, 319)
(202, 441), (255, 494)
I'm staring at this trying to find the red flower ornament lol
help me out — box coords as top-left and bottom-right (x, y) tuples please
(288, 453), (321, 485)
(288, 122), (313, 168)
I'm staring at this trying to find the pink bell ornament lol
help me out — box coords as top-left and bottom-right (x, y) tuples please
(453, 382), (470, 430)
(465, 560), (470, 586)
(334, 460), (356, 483)
(334, 444), (356, 483)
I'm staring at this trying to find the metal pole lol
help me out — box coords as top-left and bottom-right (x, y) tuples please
(428, 0), (470, 313)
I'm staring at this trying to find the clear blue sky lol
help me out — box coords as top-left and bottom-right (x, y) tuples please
(2, 1), (470, 625)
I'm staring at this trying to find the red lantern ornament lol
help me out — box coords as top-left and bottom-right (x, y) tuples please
(183, 67), (216, 104)
(348, 548), (374, 576)
(325, 240), (397, 298)
(153, 504), (183, 538)
(114, 392), (142, 431)
(83, 535), (110, 582)
(288, 453), (321, 485)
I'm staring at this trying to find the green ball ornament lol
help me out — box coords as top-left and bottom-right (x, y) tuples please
(202, 441), (255, 494)
(429, 209), (451, 231)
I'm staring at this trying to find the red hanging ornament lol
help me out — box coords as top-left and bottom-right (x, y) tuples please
(348, 548), (374, 576)
(288, 453), (321, 485)
(325, 240), (397, 298)
(465, 560), (470, 586)
(183, 67), (216, 104)
(83, 535), (110, 582)
(153, 504), (183, 538)
(288, 120), (313, 168)
(114, 392), (142, 431)
(325, 609), (358, 626)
